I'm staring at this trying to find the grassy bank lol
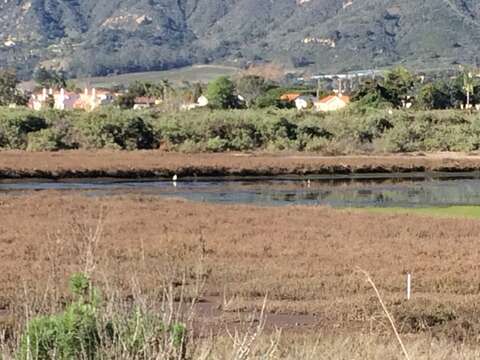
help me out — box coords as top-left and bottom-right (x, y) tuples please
(3, 107), (480, 153)
(363, 206), (480, 219)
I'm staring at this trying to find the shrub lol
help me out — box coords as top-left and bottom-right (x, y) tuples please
(27, 128), (63, 151)
(380, 113), (428, 152)
(176, 139), (204, 153)
(423, 124), (475, 152)
(0, 127), (6, 147)
(18, 273), (189, 359)
(266, 138), (296, 151)
(152, 114), (199, 146)
(296, 117), (330, 139)
(304, 137), (330, 152)
(229, 125), (258, 150)
(76, 109), (157, 150)
(295, 116), (331, 150)
(4, 107), (480, 153)
(18, 274), (99, 360)
(206, 136), (228, 152)
(258, 116), (298, 145)
(0, 110), (48, 149)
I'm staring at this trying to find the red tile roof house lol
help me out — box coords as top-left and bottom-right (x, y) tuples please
(314, 95), (350, 112)
(280, 93), (302, 102)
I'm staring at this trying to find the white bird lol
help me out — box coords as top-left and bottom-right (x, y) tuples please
(172, 174), (178, 181)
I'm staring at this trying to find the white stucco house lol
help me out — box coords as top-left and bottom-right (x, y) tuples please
(295, 95), (315, 110)
(28, 87), (116, 111)
(181, 95), (209, 110)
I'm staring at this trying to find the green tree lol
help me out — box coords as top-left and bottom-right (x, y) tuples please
(417, 81), (451, 109)
(255, 87), (297, 108)
(352, 67), (416, 108)
(115, 81), (174, 109)
(33, 67), (67, 89)
(235, 75), (270, 108)
(444, 76), (467, 108)
(0, 70), (27, 106)
(178, 82), (203, 103)
(351, 79), (391, 108)
(206, 76), (238, 109)
(65, 80), (80, 92)
(382, 67), (416, 107)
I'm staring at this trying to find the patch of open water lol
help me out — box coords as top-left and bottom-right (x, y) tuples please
(2, 172), (480, 207)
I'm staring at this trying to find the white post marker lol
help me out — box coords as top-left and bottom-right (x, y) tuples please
(406, 273), (412, 300)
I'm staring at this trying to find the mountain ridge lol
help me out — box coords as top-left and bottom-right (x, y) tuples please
(1, 0), (480, 78)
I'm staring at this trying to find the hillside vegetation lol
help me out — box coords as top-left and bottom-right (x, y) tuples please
(2, 0), (480, 77)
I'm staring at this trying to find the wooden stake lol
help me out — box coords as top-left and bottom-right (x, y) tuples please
(406, 273), (412, 301)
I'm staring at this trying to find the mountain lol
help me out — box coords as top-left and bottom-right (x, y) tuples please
(1, 0), (480, 78)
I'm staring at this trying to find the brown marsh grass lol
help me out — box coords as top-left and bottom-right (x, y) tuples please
(2, 192), (480, 357)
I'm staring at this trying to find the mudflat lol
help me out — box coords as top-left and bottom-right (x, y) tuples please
(2, 151), (480, 178)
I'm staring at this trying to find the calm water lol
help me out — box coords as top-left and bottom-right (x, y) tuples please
(2, 173), (480, 207)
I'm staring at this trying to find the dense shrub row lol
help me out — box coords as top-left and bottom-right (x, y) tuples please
(2, 107), (480, 153)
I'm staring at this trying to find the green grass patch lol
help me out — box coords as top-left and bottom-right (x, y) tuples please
(361, 206), (480, 219)
(76, 65), (240, 88)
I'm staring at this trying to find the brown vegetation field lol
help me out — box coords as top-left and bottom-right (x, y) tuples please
(2, 191), (480, 357)
(2, 150), (480, 179)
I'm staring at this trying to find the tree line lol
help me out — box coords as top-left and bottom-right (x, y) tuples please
(113, 67), (480, 111)
(1, 65), (480, 112)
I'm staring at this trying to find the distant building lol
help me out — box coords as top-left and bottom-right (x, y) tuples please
(55, 88), (80, 110)
(314, 95), (350, 112)
(29, 88), (79, 110)
(28, 87), (116, 111)
(180, 102), (197, 111)
(295, 95), (315, 110)
(133, 96), (158, 110)
(401, 99), (413, 109)
(197, 95), (209, 107)
(29, 88), (51, 110)
(180, 95), (209, 111)
(74, 88), (116, 111)
(280, 93), (301, 102)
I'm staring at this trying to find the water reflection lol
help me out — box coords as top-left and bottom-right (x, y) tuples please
(2, 175), (480, 207)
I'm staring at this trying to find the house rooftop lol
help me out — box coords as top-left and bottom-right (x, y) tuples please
(318, 95), (350, 104)
(280, 93), (301, 102)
